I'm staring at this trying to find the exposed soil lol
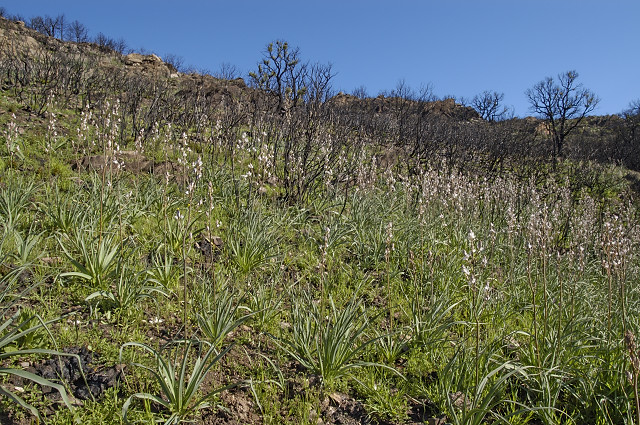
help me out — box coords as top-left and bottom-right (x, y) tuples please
(9, 346), (124, 407)
(202, 388), (262, 425)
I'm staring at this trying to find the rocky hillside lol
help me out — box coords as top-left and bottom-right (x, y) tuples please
(1, 14), (639, 183)
(0, 15), (484, 123)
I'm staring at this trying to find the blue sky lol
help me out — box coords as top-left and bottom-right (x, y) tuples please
(4, 1), (639, 116)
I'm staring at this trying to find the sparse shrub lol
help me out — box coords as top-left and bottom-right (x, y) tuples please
(48, 156), (74, 178)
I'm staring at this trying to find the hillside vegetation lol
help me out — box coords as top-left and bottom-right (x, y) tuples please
(0, 14), (640, 425)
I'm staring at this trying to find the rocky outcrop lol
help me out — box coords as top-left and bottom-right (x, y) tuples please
(123, 53), (177, 77)
(329, 92), (480, 122)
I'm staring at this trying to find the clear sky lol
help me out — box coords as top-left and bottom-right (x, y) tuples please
(4, 1), (639, 116)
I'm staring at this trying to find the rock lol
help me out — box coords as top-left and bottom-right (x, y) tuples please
(504, 335), (521, 358)
(40, 256), (63, 265)
(194, 236), (223, 260)
(449, 391), (471, 410)
(152, 161), (183, 181)
(232, 77), (247, 87)
(124, 53), (144, 65)
(279, 321), (291, 330)
(328, 392), (349, 404)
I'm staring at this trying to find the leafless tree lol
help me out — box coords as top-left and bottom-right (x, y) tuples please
(8, 13), (26, 22)
(56, 14), (65, 39)
(112, 37), (128, 54)
(351, 85), (369, 99)
(304, 63), (335, 106)
(612, 99), (640, 170)
(214, 62), (241, 80)
(163, 53), (185, 73)
(65, 20), (89, 43)
(93, 33), (127, 53)
(29, 14), (65, 39)
(472, 90), (512, 122)
(94, 32), (112, 51)
(28, 16), (47, 35)
(526, 70), (599, 161)
(249, 40), (307, 115)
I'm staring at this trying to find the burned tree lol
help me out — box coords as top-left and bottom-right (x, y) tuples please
(526, 70), (599, 161)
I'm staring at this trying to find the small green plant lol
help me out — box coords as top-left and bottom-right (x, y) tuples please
(160, 208), (201, 258)
(59, 231), (120, 287)
(357, 368), (408, 423)
(0, 181), (34, 230)
(245, 277), (286, 331)
(10, 227), (43, 266)
(48, 156), (73, 178)
(517, 315), (596, 424)
(42, 189), (84, 234)
(276, 294), (393, 387)
(196, 283), (253, 350)
(438, 343), (533, 425)
(0, 312), (76, 420)
(2, 115), (25, 169)
(85, 266), (169, 318)
(120, 339), (234, 424)
(372, 326), (410, 364)
(146, 249), (184, 292)
(227, 210), (277, 274)
(2, 308), (48, 352)
(625, 330), (640, 425)
(406, 295), (461, 350)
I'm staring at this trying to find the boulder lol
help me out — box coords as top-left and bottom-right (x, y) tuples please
(124, 53), (144, 66)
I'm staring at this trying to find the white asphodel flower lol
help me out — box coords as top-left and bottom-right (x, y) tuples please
(147, 317), (164, 325)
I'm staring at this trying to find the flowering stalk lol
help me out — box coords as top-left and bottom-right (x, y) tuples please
(385, 222), (394, 330)
(625, 330), (640, 425)
(4, 114), (22, 170)
(177, 131), (202, 338)
(463, 228), (482, 392)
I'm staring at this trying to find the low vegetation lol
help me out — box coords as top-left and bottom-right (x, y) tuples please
(0, 11), (639, 425)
